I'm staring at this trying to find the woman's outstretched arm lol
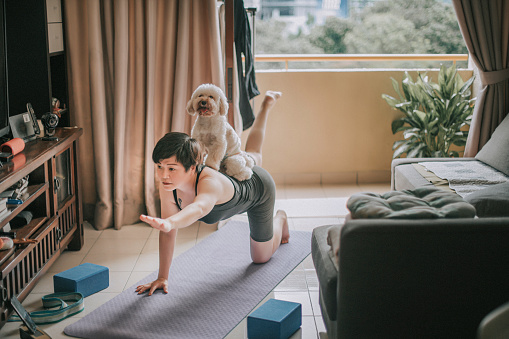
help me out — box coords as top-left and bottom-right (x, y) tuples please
(140, 176), (223, 232)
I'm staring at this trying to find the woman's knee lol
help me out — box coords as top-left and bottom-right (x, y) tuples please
(250, 237), (273, 264)
(251, 253), (271, 264)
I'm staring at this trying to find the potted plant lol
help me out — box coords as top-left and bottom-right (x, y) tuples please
(382, 64), (475, 158)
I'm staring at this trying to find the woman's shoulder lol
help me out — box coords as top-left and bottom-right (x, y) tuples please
(199, 165), (216, 176)
(199, 166), (232, 185)
(197, 166), (235, 203)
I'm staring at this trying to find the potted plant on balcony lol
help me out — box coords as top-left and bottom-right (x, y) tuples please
(382, 64), (475, 158)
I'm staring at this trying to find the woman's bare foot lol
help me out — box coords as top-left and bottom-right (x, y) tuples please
(276, 210), (290, 244)
(261, 91), (282, 111)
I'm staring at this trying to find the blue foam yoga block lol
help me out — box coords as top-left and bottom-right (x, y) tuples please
(247, 298), (302, 339)
(53, 263), (109, 297)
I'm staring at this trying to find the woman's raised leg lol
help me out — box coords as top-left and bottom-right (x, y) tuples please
(244, 90), (286, 263)
(245, 91), (282, 167)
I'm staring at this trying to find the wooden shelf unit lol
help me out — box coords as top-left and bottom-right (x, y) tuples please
(0, 127), (83, 328)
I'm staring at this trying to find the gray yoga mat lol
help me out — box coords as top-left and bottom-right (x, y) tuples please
(64, 221), (312, 339)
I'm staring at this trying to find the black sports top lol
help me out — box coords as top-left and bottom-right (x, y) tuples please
(172, 165), (275, 228)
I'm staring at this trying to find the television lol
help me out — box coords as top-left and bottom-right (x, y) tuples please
(0, 1), (9, 140)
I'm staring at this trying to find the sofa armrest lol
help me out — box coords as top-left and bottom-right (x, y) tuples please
(312, 225), (341, 322)
(391, 157), (476, 190)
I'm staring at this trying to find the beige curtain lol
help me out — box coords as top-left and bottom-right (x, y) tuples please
(64, 0), (224, 230)
(452, 0), (509, 156)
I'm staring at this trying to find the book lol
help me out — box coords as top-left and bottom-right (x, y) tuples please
(0, 208), (10, 222)
(0, 190), (14, 199)
(0, 197), (7, 212)
(2, 222), (11, 232)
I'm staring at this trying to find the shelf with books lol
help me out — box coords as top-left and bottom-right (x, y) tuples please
(0, 183), (48, 228)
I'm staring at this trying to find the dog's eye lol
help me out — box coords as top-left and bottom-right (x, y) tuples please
(209, 96), (214, 99)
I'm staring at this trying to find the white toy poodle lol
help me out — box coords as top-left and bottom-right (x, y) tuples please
(186, 83), (254, 181)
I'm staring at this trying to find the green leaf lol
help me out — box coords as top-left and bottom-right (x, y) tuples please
(394, 102), (412, 109)
(413, 109), (427, 122)
(452, 139), (466, 146)
(438, 65), (446, 89)
(382, 94), (400, 108)
(393, 125), (411, 133)
(391, 119), (405, 134)
(458, 75), (475, 95)
(403, 130), (421, 139)
(407, 144), (426, 158)
(392, 139), (407, 149)
(390, 77), (403, 100)
(393, 141), (411, 158)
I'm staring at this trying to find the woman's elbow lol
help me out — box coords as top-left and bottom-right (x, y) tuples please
(194, 203), (213, 220)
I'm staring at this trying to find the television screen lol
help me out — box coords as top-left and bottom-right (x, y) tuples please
(0, 2), (9, 140)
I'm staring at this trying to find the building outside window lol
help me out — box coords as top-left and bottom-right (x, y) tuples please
(243, 0), (467, 69)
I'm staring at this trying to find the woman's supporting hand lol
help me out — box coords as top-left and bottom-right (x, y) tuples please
(135, 277), (168, 296)
(140, 214), (174, 232)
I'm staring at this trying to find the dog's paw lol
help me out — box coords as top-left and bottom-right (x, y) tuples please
(231, 168), (253, 181)
(243, 153), (255, 168)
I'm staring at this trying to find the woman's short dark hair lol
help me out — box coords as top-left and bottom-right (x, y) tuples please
(152, 132), (203, 171)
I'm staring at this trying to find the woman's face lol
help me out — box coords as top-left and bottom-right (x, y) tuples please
(156, 156), (194, 191)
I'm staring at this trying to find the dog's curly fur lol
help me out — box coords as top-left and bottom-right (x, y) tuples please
(187, 84), (254, 181)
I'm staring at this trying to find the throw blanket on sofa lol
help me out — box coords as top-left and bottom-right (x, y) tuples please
(418, 161), (509, 197)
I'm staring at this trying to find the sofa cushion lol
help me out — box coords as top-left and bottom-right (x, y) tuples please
(347, 186), (476, 219)
(476, 113), (509, 176)
(464, 182), (509, 217)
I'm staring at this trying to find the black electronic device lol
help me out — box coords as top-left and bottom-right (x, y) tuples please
(41, 112), (59, 141)
(26, 103), (40, 135)
(10, 296), (52, 339)
(0, 3), (8, 141)
(0, 230), (16, 237)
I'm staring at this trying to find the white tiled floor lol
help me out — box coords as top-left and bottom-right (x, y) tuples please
(0, 183), (390, 339)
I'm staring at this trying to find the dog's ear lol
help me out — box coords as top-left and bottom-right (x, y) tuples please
(186, 97), (196, 116)
(219, 90), (229, 116)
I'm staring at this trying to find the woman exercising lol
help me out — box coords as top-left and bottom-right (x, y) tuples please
(136, 91), (287, 296)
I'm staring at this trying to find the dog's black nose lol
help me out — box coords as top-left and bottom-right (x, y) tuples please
(200, 100), (207, 106)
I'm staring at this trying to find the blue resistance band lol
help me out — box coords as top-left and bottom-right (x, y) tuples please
(9, 292), (84, 325)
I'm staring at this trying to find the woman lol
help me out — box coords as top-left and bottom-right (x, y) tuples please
(136, 91), (287, 296)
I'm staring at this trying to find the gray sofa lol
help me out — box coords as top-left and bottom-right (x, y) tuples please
(312, 216), (509, 339)
(311, 115), (509, 338)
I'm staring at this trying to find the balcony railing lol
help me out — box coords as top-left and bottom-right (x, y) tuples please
(252, 54), (470, 70)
